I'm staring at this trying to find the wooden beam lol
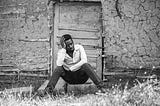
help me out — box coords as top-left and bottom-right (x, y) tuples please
(19, 73), (48, 77)
(59, 25), (99, 32)
(0, 72), (48, 77)
(0, 64), (15, 67)
(136, 75), (157, 79)
(59, 0), (101, 3)
(51, 3), (59, 76)
(20, 69), (48, 72)
(19, 38), (49, 42)
(0, 68), (20, 72)
(57, 36), (100, 40)
(0, 68), (48, 72)
(0, 80), (17, 83)
(0, 86), (33, 94)
(0, 72), (17, 76)
(56, 42), (103, 49)
(103, 72), (135, 76)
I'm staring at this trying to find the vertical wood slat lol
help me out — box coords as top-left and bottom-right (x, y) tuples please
(49, 5), (53, 76)
(100, 5), (104, 80)
(50, 3), (56, 76)
(51, 3), (59, 76)
(95, 3), (103, 79)
(47, 2), (54, 76)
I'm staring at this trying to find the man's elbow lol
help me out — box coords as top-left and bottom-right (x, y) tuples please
(56, 61), (63, 66)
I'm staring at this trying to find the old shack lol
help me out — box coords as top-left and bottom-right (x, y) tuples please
(0, 0), (160, 91)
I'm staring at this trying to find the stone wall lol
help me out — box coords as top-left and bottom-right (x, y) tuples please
(102, 0), (160, 69)
(0, 0), (50, 71)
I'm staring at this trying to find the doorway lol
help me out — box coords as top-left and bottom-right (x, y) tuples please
(53, 1), (103, 79)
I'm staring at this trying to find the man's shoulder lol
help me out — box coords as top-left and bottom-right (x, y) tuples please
(58, 48), (66, 53)
(75, 44), (83, 49)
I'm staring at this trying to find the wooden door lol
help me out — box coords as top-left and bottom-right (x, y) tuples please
(53, 2), (102, 78)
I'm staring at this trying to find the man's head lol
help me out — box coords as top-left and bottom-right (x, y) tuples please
(61, 34), (74, 51)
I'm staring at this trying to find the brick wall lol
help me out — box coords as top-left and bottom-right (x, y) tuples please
(102, 0), (160, 69)
(0, 0), (50, 71)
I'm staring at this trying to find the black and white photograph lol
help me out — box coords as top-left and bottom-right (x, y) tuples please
(0, 0), (160, 105)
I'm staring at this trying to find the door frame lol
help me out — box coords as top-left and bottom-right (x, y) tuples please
(51, 1), (104, 79)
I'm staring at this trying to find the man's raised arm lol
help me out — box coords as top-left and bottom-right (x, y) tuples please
(56, 48), (66, 66)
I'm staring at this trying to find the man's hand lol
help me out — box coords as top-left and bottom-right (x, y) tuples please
(69, 66), (76, 72)
(60, 37), (66, 49)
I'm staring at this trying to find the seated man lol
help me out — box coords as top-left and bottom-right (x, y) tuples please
(33, 34), (106, 94)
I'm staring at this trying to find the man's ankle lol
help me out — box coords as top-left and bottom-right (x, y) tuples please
(45, 85), (54, 94)
(96, 81), (108, 93)
(96, 81), (106, 89)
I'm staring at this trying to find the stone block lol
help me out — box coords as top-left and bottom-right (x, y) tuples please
(148, 29), (160, 46)
(66, 83), (97, 94)
(0, 20), (9, 28)
(137, 47), (146, 56)
(141, 0), (150, 11)
(150, 16), (159, 27)
(0, 0), (16, 7)
(156, 0), (160, 8)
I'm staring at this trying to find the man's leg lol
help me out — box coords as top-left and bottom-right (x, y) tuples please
(80, 63), (106, 91)
(46, 66), (65, 89)
(33, 66), (65, 93)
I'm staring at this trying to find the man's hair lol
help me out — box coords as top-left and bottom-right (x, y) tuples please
(62, 34), (72, 41)
(60, 34), (73, 47)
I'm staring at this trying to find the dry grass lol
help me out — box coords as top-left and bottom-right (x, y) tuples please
(0, 79), (160, 106)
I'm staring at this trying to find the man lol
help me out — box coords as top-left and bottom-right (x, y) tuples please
(33, 34), (106, 94)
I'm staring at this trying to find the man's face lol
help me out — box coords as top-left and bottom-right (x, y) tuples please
(65, 39), (74, 51)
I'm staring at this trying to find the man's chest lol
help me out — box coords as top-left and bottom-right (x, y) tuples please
(64, 50), (81, 64)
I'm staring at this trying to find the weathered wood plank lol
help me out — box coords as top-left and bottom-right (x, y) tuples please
(58, 25), (99, 32)
(136, 75), (157, 79)
(60, 0), (101, 2)
(103, 72), (134, 76)
(0, 80), (17, 83)
(19, 73), (48, 77)
(57, 42), (102, 50)
(0, 68), (20, 72)
(0, 86), (33, 93)
(58, 29), (100, 39)
(19, 38), (49, 42)
(57, 38), (99, 48)
(0, 64), (15, 67)
(20, 68), (48, 72)
(106, 67), (129, 72)
(0, 72), (48, 77)
(52, 3), (59, 76)
(0, 72), (17, 76)
(0, 68), (48, 72)
(85, 49), (100, 56)
(57, 35), (99, 40)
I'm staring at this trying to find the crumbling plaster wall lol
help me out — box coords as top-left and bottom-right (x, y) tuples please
(102, 0), (160, 69)
(0, 0), (160, 72)
(0, 0), (51, 71)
